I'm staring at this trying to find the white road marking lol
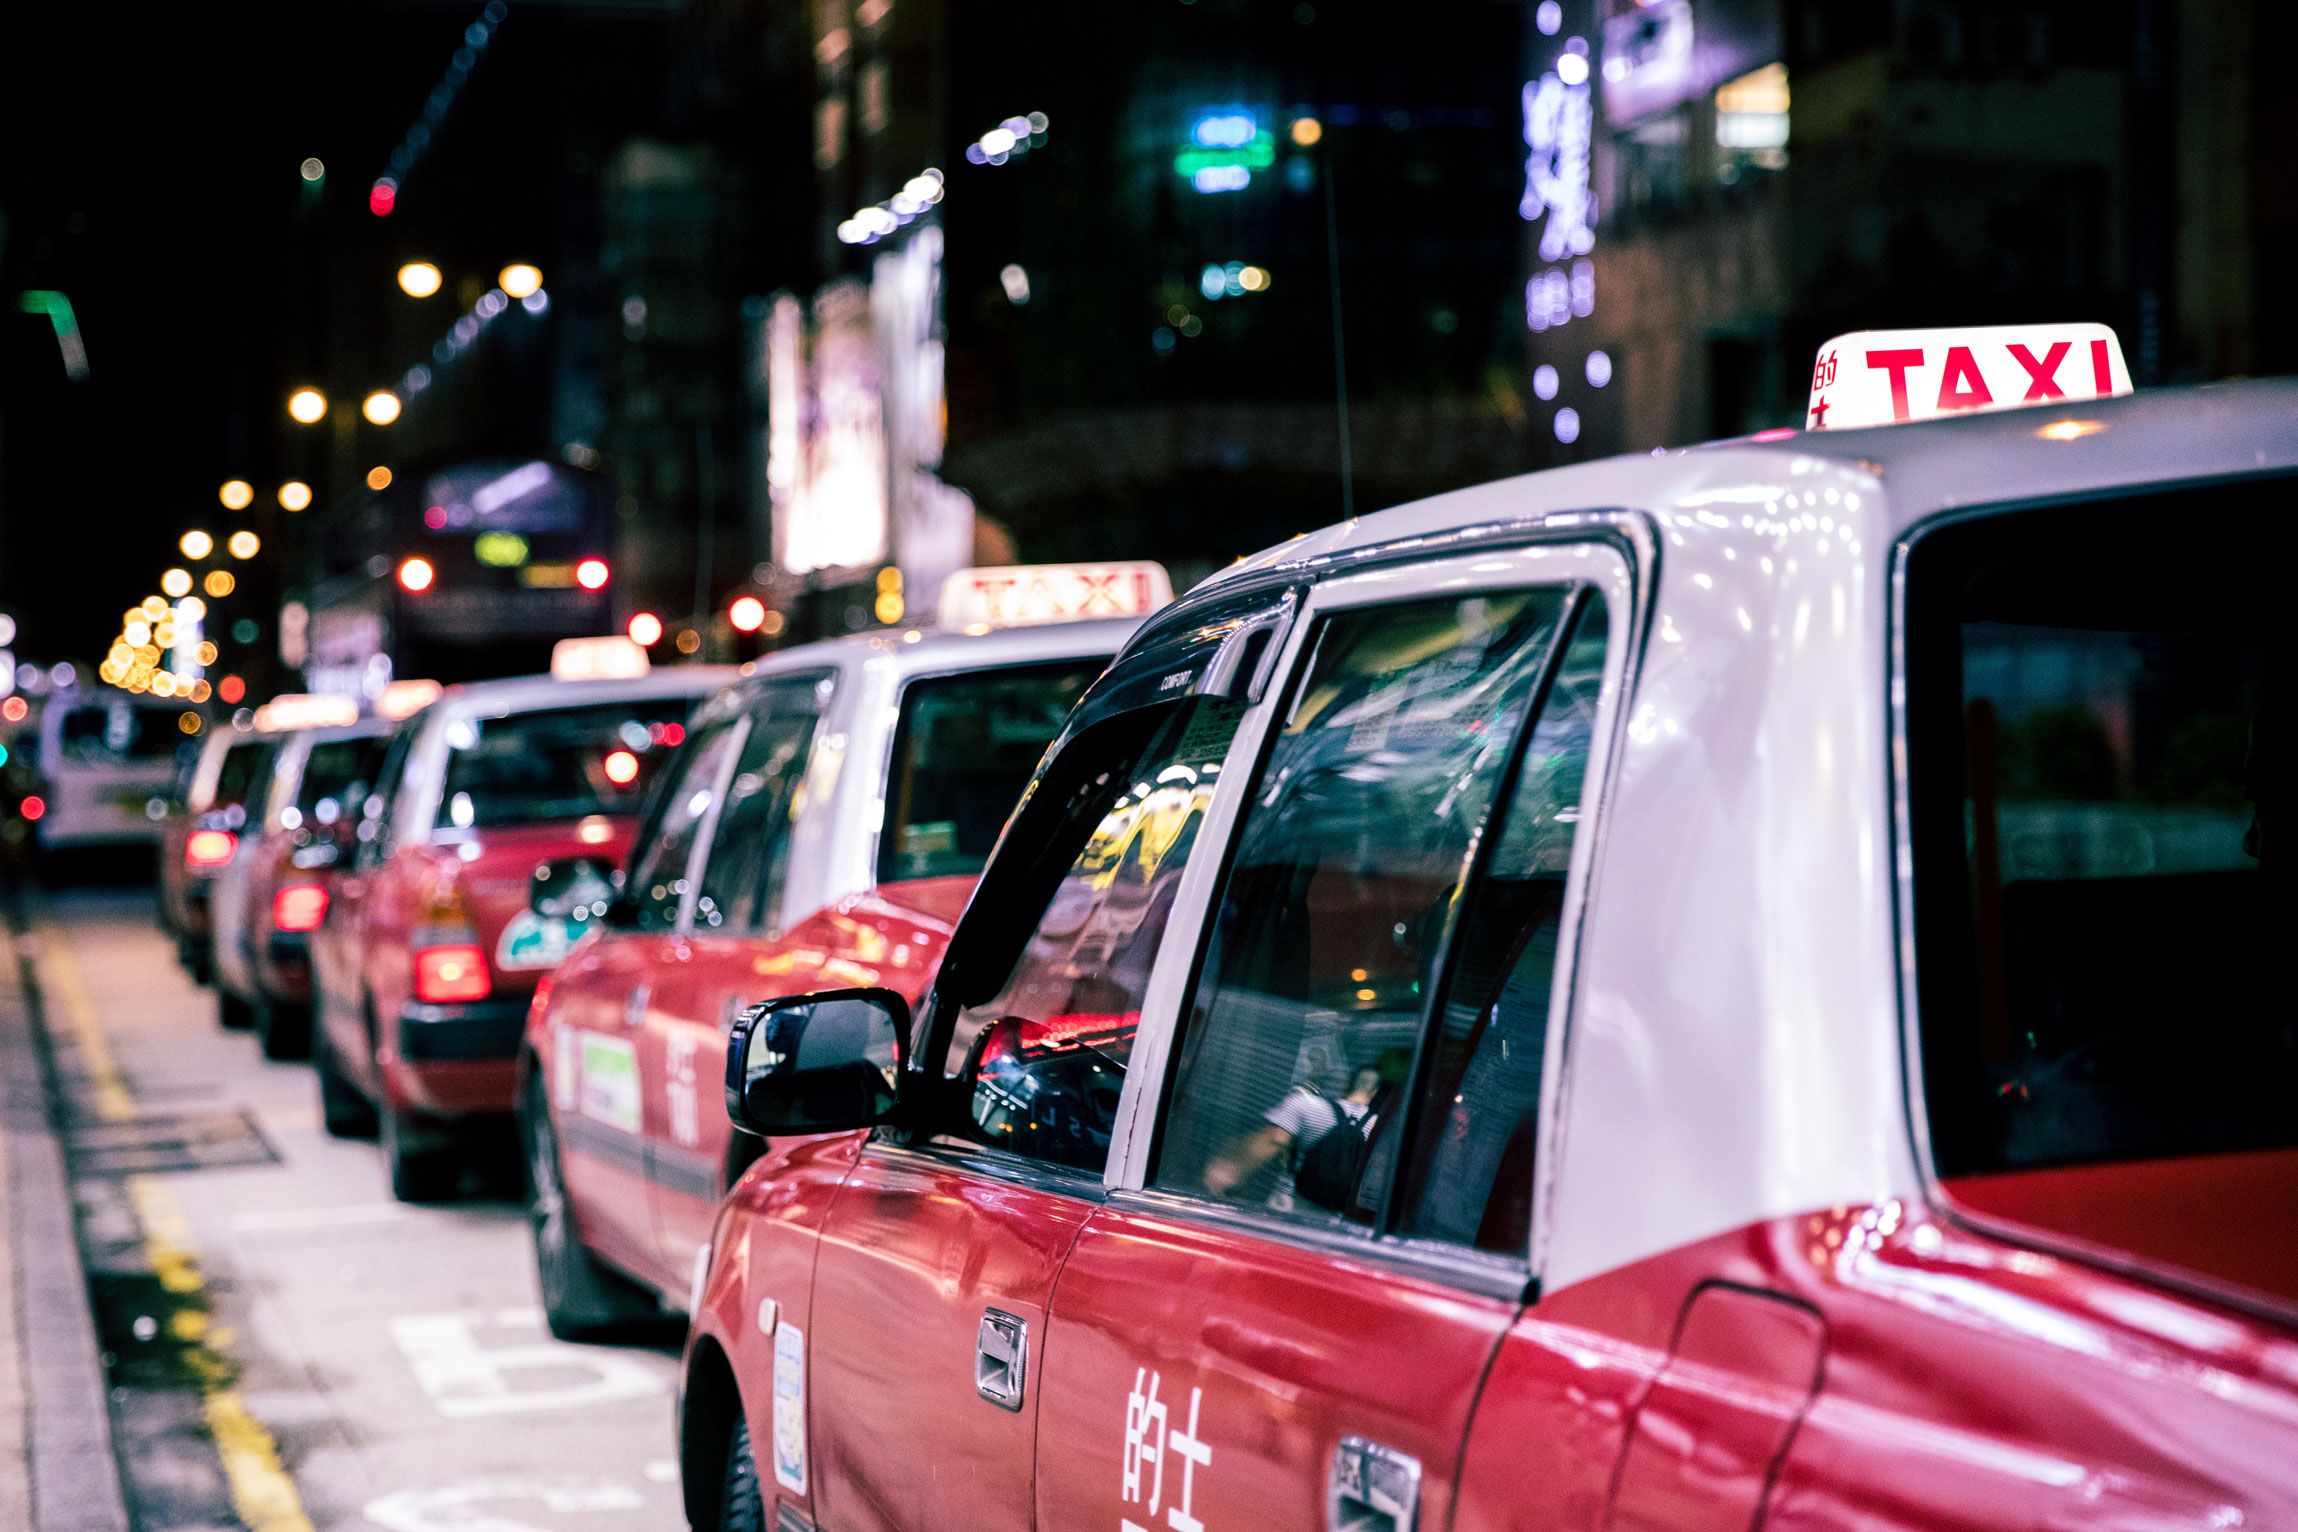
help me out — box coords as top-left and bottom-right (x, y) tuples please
(229, 1204), (414, 1233)
(388, 1311), (665, 1418)
(642, 1461), (679, 1484)
(363, 1477), (644, 1532)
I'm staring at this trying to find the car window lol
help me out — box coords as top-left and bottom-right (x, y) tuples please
(1390, 596), (1606, 1252)
(354, 728), (417, 871)
(59, 703), (177, 765)
(944, 694), (1247, 1174)
(1907, 492), (2298, 1178)
(877, 659), (1107, 884)
(438, 699), (693, 829)
(1153, 587), (1577, 1231)
(295, 735), (390, 829)
(695, 673), (834, 935)
(620, 719), (747, 933)
(211, 740), (272, 811)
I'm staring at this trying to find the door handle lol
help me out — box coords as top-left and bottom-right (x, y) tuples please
(1330, 1436), (1421, 1532)
(975, 1308), (1027, 1411)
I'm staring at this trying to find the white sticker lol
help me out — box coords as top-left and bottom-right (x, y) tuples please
(578, 1033), (641, 1134)
(773, 1321), (807, 1494)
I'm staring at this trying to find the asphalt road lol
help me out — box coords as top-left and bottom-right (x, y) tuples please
(29, 887), (688, 1532)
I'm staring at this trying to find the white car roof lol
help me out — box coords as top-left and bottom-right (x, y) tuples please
(427, 665), (741, 722)
(734, 616), (1143, 690)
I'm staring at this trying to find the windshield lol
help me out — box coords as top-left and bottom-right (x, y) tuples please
(438, 698), (694, 829)
(1906, 486), (2298, 1181)
(210, 741), (275, 811)
(877, 657), (1108, 883)
(58, 703), (179, 766)
(296, 735), (392, 828)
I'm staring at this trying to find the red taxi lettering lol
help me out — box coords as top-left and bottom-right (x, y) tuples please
(2092, 335), (2113, 393)
(1863, 348), (1925, 422)
(2007, 339), (2071, 400)
(1123, 1369), (1210, 1532)
(1935, 345), (1994, 412)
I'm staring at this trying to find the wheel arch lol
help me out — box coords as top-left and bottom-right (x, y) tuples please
(679, 1332), (744, 1531)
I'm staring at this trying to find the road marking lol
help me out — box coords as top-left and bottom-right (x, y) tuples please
(229, 1203), (412, 1232)
(388, 1310), (666, 1417)
(38, 924), (319, 1532)
(363, 1477), (645, 1532)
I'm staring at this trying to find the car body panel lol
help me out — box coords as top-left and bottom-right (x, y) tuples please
(35, 691), (181, 849)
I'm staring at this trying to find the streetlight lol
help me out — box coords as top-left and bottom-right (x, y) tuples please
(728, 596), (766, 632)
(288, 388), (327, 424)
(219, 479), (254, 510)
(363, 391), (401, 426)
(627, 612), (663, 646)
(161, 569), (192, 598)
(278, 481), (312, 511)
(228, 531), (260, 559)
(181, 530), (214, 559)
(397, 262), (443, 298)
(499, 264), (543, 299)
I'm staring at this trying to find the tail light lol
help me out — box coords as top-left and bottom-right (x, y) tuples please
(186, 829), (237, 869)
(414, 945), (492, 1004)
(273, 883), (329, 932)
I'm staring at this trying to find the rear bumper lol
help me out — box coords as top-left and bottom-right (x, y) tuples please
(391, 998), (528, 1117)
(257, 933), (312, 1004)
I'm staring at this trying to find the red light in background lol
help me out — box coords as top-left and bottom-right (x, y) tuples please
(218, 676), (246, 705)
(399, 557), (435, 592)
(273, 883), (329, 932)
(414, 944), (491, 1003)
(18, 796), (43, 822)
(602, 749), (640, 785)
(659, 722), (684, 747)
(186, 829), (236, 868)
(627, 612), (663, 647)
(1, 697), (25, 722)
(575, 559), (610, 591)
(728, 595), (766, 632)
(369, 179), (397, 216)
(423, 505), (448, 529)
(1750, 427), (1798, 442)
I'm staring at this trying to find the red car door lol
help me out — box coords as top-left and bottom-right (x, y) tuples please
(801, 666), (1256, 1532)
(1036, 574), (1616, 1532)
(645, 670), (836, 1287)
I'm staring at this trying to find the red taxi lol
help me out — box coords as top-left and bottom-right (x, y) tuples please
(310, 643), (731, 1199)
(679, 336), (2298, 1532)
(209, 702), (397, 1058)
(518, 585), (1150, 1337)
(160, 725), (279, 982)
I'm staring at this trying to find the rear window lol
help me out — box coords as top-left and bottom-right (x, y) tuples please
(1905, 485), (2298, 1180)
(439, 699), (694, 829)
(58, 704), (179, 764)
(211, 741), (276, 810)
(876, 658), (1107, 883)
(296, 735), (391, 827)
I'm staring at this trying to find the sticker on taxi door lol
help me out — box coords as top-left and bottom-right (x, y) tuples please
(773, 1321), (807, 1494)
(1804, 321), (2131, 430)
(578, 1034), (641, 1134)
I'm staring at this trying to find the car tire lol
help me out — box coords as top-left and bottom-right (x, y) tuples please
(178, 937), (212, 986)
(719, 1411), (767, 1532)
(383, 1102), (458, 1203)
(218, 988), (256, 1030)
(316, 1029), (378, 1139)
(255, 999), (312, 1062)
(521, 1074), (659, 1340)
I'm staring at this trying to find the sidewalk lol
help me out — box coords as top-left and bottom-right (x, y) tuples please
(0, 912), (132, 1532)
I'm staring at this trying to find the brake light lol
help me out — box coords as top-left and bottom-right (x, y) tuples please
(18, 796), (43, 822)
(273, 883), (329, 932)
(186, 829), (237, 869)
(414, 944), (492, 1004)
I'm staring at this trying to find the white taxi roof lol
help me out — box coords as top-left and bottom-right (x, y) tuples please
(1182, 375), (2298, 1296)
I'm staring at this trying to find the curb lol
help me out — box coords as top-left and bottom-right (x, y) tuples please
(0, 898), (132, 1532)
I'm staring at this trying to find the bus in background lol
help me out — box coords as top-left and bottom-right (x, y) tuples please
(36, 688), (187, 870)
(303, 455), (615, 694)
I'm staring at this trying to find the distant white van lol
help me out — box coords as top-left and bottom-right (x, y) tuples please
(37, 691), (187, 851)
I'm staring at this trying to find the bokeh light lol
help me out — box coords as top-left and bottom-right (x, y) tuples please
(627, 612), (664, 647)
(397, 262), (443, 298)
(288, 388), (327, 424)
(367, 466), (394, 490)
(398, 557), (435, 592)
(181, 530), (214, 559)
(218, 481), (253, 511)
(362, 391), (401, 426)
(205, 570), (235, 598)
(228, 531), (261, 559)
(728, 596), (766, 632)
(218, 676), (245, 704)
(499, 264), (544, 299)
(279, 480), (312, 511)
(161, 569), (192, 598)
(574, 558), (610, 590)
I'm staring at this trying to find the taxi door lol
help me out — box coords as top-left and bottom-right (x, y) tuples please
(554, 713), (746, 1277)
(644, 670), (835, 1288)
(801, 601), (1285, 1532)
(1033, 545), (1630, 1532)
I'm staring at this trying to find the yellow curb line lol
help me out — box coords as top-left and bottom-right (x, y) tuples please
(38, 924), (317, 1532)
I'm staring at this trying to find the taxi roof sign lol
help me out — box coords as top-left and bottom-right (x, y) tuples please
(938, 561), (1173, 629)
(376, 678), (444, 720)
(1805, 322), (2131, 431)
(250, 693), (360, 733)
(551, 635), (651, 682)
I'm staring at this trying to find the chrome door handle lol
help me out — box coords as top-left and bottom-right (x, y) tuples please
(1330, 1436), (1420, 1532)
(975, 1308), (1027, 1411)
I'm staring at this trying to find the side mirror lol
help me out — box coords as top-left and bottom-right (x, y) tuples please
(530, 855), (619, 919)
(725, 987), (910, 1136)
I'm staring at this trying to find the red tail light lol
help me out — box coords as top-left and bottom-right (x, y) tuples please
(272, 883), (329, 932)
(414, 944), (492, 1004)
(186, 829), (238, 869)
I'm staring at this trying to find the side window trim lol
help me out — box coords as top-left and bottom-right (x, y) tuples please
(1125, 540), (1640, 1287)
(674, 714), (754, 934)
